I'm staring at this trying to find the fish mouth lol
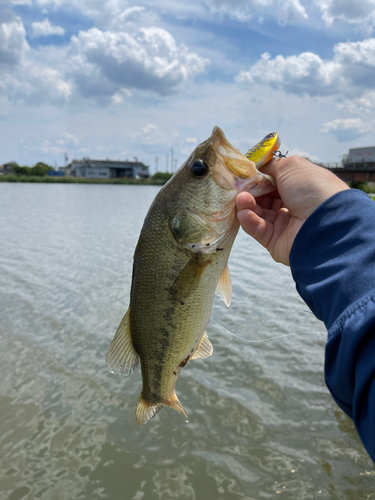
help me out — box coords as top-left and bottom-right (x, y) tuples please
(211, 126), (257, 191)
(211, 126), (255, 179)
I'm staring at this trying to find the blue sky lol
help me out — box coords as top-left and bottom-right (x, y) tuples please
(1, 0), (375, 172)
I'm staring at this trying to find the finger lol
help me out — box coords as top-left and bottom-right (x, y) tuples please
(237, 192), (279, 224)
(257, 194), (273, 209)
(270, 197), (283, 212)
(237, 207), (274, 249)
(257, 195), (283, 212)
(259, 156), (288, 179)
(253, 203), (277, 224)
(236, 191), (256, 212)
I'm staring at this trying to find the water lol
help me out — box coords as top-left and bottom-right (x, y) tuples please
(0, 183), (374, 500)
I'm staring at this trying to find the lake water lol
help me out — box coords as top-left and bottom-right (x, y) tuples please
(0, 183), (374, 500)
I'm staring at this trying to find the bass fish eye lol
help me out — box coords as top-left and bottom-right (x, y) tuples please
(190, 159), (208, 178)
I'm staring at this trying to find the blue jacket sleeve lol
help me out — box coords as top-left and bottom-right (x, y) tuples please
(289, 189), (375, 462)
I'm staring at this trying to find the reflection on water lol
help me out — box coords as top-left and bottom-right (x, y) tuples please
(0, 183), (373, 500)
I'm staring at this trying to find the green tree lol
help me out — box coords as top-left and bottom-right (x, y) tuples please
(11, 163), (31, 175)
(30, 162), (54, 176)
(151, 172), (173, 181)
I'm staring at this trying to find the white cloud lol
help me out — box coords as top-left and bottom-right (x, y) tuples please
(0, 16), (208, 105)
(237, 38), (375, 98)
(0, 17), (28, 65)
(57, 132), (79, 146)
(339, 90), (375, 113)
(321, 118), (372, 142)
(68, 27), (209, 98)
(333, 38), (375, 87)
(111, 87), (132, 104)
(236, 51), (340, 96)
(1, 61), (72, 104)
(131, 123), (178, 145)
(316, 0), (375, 28)
(206, 0), (307, 25)
(31, 18), (65, 38)
(118, 6), (146, 23)
(287, 148), (320, 161)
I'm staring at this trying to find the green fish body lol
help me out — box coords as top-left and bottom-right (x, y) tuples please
(106, 127), (280, 425)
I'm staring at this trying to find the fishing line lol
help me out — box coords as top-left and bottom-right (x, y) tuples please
(210, 317), (326, 344)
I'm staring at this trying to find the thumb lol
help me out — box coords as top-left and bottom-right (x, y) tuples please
(258, 156), (287, 180)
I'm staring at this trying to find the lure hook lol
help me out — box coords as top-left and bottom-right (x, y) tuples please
(272, 150), (289, 159)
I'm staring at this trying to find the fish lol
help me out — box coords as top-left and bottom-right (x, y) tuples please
(106, 127), (280, 426)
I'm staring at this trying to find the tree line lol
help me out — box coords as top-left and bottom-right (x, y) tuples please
(7, 162), (55, 176)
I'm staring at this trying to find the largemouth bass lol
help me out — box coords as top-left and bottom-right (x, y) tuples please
(106, 127), (280, 426)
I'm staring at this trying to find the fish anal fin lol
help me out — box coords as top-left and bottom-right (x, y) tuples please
(191, 331), (213, 360)
(215, 264), (232, 307)
(165, 393), (188, 422)
(172, 255), (210, 303)
(106, 307), (140, 376)
(136, 394), (163, 426)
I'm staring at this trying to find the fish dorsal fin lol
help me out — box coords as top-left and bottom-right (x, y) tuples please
(191, 331), (213, 360)
(106, 307), (140, 376)
(215, 264), (232, 307)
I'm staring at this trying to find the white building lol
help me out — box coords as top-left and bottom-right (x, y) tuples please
(0, 163), (14, 175)
(62, 159), (149, 178)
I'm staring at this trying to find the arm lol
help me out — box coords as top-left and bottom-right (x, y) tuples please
(237, 157), (375, 462)
(291, 189), (375, 462)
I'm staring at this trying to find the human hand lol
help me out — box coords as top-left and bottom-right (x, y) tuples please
(237, 156), (350, 266)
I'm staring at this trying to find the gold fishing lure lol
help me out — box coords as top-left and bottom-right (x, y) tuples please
(245, 132), (281, 168)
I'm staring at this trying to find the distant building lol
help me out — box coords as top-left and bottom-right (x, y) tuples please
(0, 163), (14, 175)
(62, 158), (149, 179)
(325, 146), (375, 182)
(347, 146), (375, 164)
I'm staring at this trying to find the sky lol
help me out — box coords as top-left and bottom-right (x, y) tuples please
(1, 0), (375, 172)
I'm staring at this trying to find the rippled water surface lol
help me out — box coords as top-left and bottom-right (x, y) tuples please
(1, 183), (374, 500)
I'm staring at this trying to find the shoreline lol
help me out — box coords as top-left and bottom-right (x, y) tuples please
(0, 175), (168, 185)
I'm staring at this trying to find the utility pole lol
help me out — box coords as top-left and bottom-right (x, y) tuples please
(155, 156), (159, 172)
(166, 153), (169, 173)
(174, 158), (177, 171)
(170, 148), (174, 173)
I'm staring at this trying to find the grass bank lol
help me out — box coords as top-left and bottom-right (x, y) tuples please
(0, 175), (168, 185)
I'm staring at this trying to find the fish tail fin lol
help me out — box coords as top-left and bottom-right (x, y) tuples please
(165, 392), (188, 422)
(136, 394), (163, 427)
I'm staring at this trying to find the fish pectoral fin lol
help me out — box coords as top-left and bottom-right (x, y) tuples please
(106, 307), (140, 376)
(215, 264), (232, 307)
(172, 254), (210, 303)
(191, 331), (213, 360)
(136, 394), (164, 426)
